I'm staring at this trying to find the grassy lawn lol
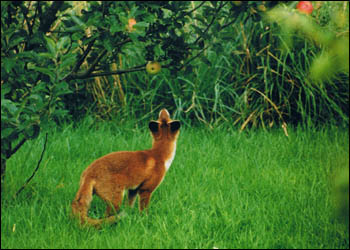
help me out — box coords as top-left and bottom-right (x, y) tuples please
(1, 123), (349, 249)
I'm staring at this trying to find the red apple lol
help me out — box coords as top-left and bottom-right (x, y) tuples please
(296, 1), (313, 15)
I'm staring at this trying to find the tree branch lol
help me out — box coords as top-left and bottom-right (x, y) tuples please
(193, 1), (227, 45)
(20, 2), (33, 36)
(71, 64), (147, 79)
(179, 44), (210, 71)
(64, 38), (132, 81)
(179, 1), (244, 71)
(38, 1), (63, 33)
(72, 38), (96, 73)
(194, 16), (215, 45)
(86, 49), (108, 76)
(183, 1), (206, 17)
(7, 137), (27, 159)
(15, 133), (48, 197)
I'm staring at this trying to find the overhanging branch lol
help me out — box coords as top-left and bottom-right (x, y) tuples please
(70, 64), (147, 80)
(64, 38), (132, 81)
(72, 38), (96, 73)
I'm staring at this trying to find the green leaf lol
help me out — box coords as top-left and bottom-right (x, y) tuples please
(2, 57), (16, 73)
(65, 25), (85, 32)
(1, 84), (11, 97)
(37, 52), (55, 59)
(24, 124), (40, 140)
(103, 39), (113, 52)
(44, 36), (57, 57)
(201, 56), (211, 67)
(134, 21), (149, 28)
(59, 54), (77, 71)
(9, 36), (25, 48)
(71, 15), (86, 28)
(16, 51), (38, 60)
(129, 32), (141, 44)
(1, 128), (14, 139)
(53, 81), (72, 96)
(1, 99), (18, 115)
(219, 32), (235, 41)
(57, 36), (70, 50)
(31, 66), (56, 81)
(72, 32), (83, 41)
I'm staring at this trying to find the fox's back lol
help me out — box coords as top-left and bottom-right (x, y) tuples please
(82, 150), (156, 186)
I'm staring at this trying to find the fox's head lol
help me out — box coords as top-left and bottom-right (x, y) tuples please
(149, 109), (180, 141)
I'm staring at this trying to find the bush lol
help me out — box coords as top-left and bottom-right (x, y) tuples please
(1, 1), (264, 186)
(1, 1), (349, 187)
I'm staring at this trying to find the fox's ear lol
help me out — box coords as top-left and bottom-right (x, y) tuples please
(169, 121), (181, 132)
(149, 121), (159, 133)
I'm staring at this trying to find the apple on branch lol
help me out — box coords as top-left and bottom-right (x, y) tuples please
(146, 61), (161, 75)
(296, 1), (313, 15)
(126, 18), (137, 32)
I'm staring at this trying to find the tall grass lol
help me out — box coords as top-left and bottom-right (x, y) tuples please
(68, 2), (349, 129)
(1, 122), (349, 249)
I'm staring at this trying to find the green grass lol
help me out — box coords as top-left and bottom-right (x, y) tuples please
(1, 122), (349, 249)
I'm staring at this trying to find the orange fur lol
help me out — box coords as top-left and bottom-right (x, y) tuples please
(71, 109), (180, 227)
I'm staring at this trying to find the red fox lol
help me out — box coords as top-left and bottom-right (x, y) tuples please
(71, 109), (180, 227)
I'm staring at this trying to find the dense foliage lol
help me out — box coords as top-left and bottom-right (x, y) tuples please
(1, 1), (349, 185)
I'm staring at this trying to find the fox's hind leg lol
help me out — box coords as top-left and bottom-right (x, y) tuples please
(94, 181), (124, 217)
